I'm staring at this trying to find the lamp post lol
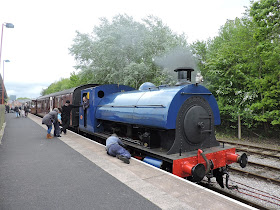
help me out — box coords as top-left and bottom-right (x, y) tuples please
(0, 22), (14, 104)
(2, 60), (10, 104)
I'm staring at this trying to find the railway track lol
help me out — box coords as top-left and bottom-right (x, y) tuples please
(199, 182), (272, 210)
(229, 180), (280, 210)
(200, 161), (280, 209)
(202, 177), (280, 209)
(219, 139), (280, 159)
(217, 140), (280, 208)
(229, 166), (280, 186)
(241, 161), (280, 180)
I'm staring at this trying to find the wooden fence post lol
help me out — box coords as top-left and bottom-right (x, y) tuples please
(238, 115), (241, 140)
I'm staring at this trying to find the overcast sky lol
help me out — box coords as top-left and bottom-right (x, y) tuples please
(0, 0), (251, 99)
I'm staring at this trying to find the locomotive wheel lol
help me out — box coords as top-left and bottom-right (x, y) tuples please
(167, 96), (219, 155)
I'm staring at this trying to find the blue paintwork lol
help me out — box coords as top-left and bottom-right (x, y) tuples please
(138, 82), (156, 90)
(79, 84), (135, 133)
(95, 84), (221, 130)
(143, 156), (163, 168)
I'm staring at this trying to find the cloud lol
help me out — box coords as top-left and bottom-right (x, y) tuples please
(6, 81), (49, 99)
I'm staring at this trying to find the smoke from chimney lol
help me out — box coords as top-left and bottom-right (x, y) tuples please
(153, 46), (199, 83)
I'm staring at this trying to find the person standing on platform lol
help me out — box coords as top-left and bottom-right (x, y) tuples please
(14, 106), (19, 118)
(54, 108), (62, 137)
(61, 100), (80, 134)
(106, 134), (131, 164)
(5, 104), (9, 113)
(20, 105), (25, 118)
(18, 106), (22, 117)
(42, 108), (59, 139)
(24, 103), (30, 117)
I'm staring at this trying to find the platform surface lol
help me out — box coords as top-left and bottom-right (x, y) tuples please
(0, 113), (255, 209)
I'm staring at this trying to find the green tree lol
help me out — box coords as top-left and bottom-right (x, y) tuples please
(190, 40), (208, 74)
(41, 78), (75, 95)
(69, 14), (189, 88)
(249, 0), (280, 132)
(191, 1), (280, 136)
(197, 17), (257, 130)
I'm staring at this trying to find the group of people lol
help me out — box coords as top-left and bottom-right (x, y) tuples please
(42, 107), (62, 139)
(42, 97), (89, 139)
(13, 103), (30, 118)
(42, 100), (78, 139)
(42, 99), (131, 164)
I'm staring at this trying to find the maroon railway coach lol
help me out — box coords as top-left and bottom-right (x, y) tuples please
(35, 84), (98, 128)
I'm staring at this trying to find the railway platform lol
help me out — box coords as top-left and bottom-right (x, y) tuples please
(0, 113), (255, 210)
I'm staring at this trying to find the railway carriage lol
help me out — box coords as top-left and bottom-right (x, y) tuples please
(29, 99), (37, 114)
(36, 84), (98, 128)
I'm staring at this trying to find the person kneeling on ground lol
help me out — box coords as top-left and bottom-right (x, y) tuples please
(106, 134), (131, 164)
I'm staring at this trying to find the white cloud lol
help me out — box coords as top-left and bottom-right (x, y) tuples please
(0, 0), (251, 98)
(6, 82), (49, 99)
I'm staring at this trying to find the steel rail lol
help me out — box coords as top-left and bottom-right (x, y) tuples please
(236, 148), (280, 159)
(219, 140), (280, 159)
(198, 182), (266, 209)
(248, 161), (280, 172)
(219, 140), (280, 153)
(229, 167), (280, 186)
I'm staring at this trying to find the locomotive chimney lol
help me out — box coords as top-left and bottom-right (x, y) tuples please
(174, 67), (194, 85)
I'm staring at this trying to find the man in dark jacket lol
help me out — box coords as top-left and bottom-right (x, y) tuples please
(61, 100), (80, 134)
(5, 105), (9, 113)
(24, 103), (30, 117)
(14, 106), (19, 118)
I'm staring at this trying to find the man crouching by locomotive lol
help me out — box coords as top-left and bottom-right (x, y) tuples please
(61, 100), (80, 134)
(106, 134), (131, 164)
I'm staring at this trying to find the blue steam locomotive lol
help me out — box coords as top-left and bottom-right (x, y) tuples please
(77, 67), (247, 186)
(33, 67), (247, 187)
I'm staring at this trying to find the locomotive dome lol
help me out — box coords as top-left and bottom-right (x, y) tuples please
(139, 82), (156, 90)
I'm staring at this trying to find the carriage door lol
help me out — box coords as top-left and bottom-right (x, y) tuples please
(50, 97), (53, 111)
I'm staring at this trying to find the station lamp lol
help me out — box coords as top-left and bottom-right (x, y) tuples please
(0, 22), (14, 104)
